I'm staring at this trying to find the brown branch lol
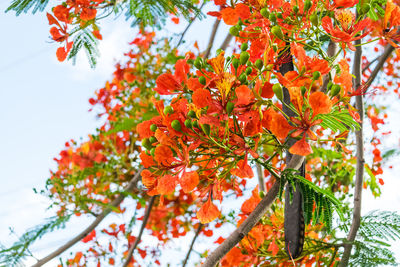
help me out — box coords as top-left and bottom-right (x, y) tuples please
(182, 223), (203, 267)
(201, 155), (304, 267)
(256, 163), (265, 192)
(362, 56), (379, 74)
(31, 167), (144, 267)
(219, 33), (233, 51)
(321, 40), (338, 93)
(122, 196), (156, 267)
(204, 18), (221, 59)
(364, 44), (395, 92)
(176, 2), (206, 48)
(339, 34), (364, 267)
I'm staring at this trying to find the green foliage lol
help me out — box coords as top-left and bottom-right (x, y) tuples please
(318, 109), (360, 133)
(6, 0), (49, 15)
(279, 169), (344, 232)
(68, 28), (100, 68)
(0, 214), (72, 266)
(348, 210), (400, 266)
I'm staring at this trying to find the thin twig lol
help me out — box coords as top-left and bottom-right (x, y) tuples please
(219, 33), (233, 51)
(362, 55), (379, 74)
(122, 196), (156, 267)
(176, 2), (206, 48)
(202, 155), (304, 267)
(321, 40), (337, 93)
(339, 32), (364, 267)
(204, 18), (221, 58)
(182, 223), (203, 267)
(31, 167), (144, 267)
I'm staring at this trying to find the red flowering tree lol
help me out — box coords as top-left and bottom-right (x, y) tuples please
(3, 0), (400, 266)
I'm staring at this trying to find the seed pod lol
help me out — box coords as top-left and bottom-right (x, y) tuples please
(310, 13), (318, 26)
(194, 57), (202, 69)
(272, 83), (283, 101)
(142, 138), (152, 150)
(330, 84), (341, 97)
(232, 58), (240, 69)
(171, 120), (182, 131)
(187, 110), (196, 118)
(312, 71), (321, 80)
(304, 0), (312, 12)
(271, 25), (285, 40)
(260, 8), (269, 18)
(201, 124), (211, 136)
(255, 59), (263, 70)
(150, 124), (157, 132)
(240, 51), (250, 65)
(229, 26), (239, 36)
(199, 76), (206, 85)
(241, 42), (248, 51)
(245, 66), (252, 75)
(164, 106), (174, 115)
(184, 119), (192, 128)
(226, 101), (234, 114)
(239, 73), (247, 84)
(149, 136), (157, 143)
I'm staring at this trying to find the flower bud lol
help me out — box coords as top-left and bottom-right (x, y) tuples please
(241, 42), (248, 51)
(330, 84), (341, 97)
(187, 110), (196, 118)
(226, 101), (234, 114)
(164, 106), (173, 115)
(312, 71), (321, 80)
(142, 138), (152, 150)
(271, 25), (285, 40)
(201, 124), (211, 135)
(255, 59), (263, 70)
(199, 76), (206, 85)
(184, 119), (192, 128)
(150, 124), (157, 132)
(240, 51), (250, 65)
(232, 58), (240, 69)
(260, 8), (269, 18)
(272, 83), (283, 101)
(171, 120), (182, 131)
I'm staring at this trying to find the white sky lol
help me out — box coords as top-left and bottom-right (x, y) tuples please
(0, 1), (399, 266)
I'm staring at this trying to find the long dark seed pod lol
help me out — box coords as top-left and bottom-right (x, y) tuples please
(278, 43), (306, 259)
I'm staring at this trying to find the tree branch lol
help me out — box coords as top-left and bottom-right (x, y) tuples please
(219, 33), (233, 51)
(363, 44), (395, 92)
(182, 223), (203, 267)
(122, 196), (156, 267)
(204, 18), (221, 59)
(31, 167), (144, 267)
(321, 40), (338, 93)
(339, 34), (364, 267)
(176, 2), (206, 48)
(256, 163), (265, 192)
(202, 155), (304, 267)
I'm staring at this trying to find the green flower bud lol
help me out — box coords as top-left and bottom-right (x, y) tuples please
(229, 26), (239, 36)
(271, 25), (285, 40)
(187, 110), (196, 118)
(240, 51), (250, 65)
(199, 76), (206, 85)
(226, 101), (234, 114)
(184, 119), (192, 128)
(216, 48), (223, 55)
(330, 84), (341, 97)
(277, 12), (283, 19)
(149, 136), (157, 143)
(142, 138), (152, 150)
(171, 120), (182, 131)
(241, 42), (248, 51)
(327, 81), (333, 91)
(201, 124), (211, 136)
(255, 59), (263, 70)
(310, 13), (318, 26)
(150, 147), (156, 157)
(304, 0), (312, 12)
(260, 8), (269, 18)
(269, 13), (277, 23)
(194, 57), (202, 69)
(232, 58), (240, 69)
(259, 190), (266, 198)
(150, 124), (157, 132)
(245, 66), (253, 75)
(164, 106), (173, 115)
(239, 73), (247, 84)
(293, 5), (299, 13)
(193, 120), (199, 128)
(300, 86), (307, 96)
(272, 83), (283, 101)
(312, 71), (321, 80)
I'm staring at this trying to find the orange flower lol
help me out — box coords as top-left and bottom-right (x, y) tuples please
(180, 171), (199, 193)
(197, 196), (220, 223)
(80, 7), (97, 21)
(289, 136), (313, 156)
(382, 0), (400, 47)
(192, 88), (212, 108)
(157, 174), (176, 195)
(53, 5), (71, 23)
(154, 145), (175, 166)
(235, 85), (254, 106)
(322, 10), (371, 51)
(309, 91), (332, 116)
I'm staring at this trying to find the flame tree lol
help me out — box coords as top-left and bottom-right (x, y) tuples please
(2, 0), (400, 266)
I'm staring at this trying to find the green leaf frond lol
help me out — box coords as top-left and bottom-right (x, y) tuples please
(6, 0), (49, 15)
(0, 214), (72, 266)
